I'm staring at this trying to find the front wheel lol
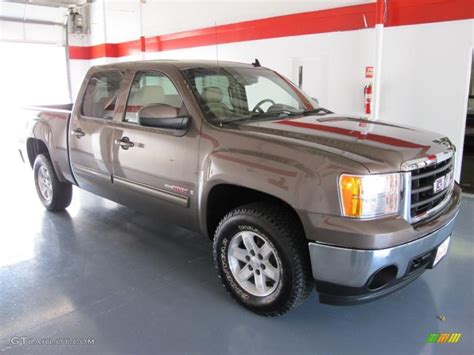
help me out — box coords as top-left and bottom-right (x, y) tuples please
(213, 202), (313, 316)
(33, 154), (72, 211)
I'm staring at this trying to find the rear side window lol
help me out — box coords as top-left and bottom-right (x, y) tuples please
(124, 71), (183, 124)
(81, 71), (123, 119)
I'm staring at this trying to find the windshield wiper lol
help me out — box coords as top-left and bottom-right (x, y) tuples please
(302, 107), (333, 115)
(219, 110), (297, 126)
(219, 107), (331, 126)
(251, 109), (303, 118)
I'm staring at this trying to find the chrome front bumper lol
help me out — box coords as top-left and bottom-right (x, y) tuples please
(309, 211), (458, 288)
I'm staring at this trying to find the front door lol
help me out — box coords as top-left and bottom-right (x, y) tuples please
(111, 70), (200, 230)
(69, 69), (124, 201)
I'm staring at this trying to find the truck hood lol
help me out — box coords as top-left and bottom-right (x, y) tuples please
(238, 115), (453, 173)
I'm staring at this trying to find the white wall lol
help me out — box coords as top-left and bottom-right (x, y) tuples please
(381, 20), (474, 177)
(69, 0), (377, 112)
(141, 29), (376, 114)
(71, 29), (376, 113)
(141, 0), (373, 37)
(67, 0), (473, 178)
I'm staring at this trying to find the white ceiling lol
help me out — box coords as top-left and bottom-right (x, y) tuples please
(0, 1), (76, 45)
(2, 0), (88, 8)
(0, 1), (71, 24)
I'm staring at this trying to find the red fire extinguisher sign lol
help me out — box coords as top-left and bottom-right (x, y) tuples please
(365, 66), (374, 79)
(364, 83), (372, 115)
(364, 66), (374, 115)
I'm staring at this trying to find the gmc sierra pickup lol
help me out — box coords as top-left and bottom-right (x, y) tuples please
(21, 60), (461, 316)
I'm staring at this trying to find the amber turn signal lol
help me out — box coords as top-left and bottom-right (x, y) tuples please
(339, 175), (363, 217)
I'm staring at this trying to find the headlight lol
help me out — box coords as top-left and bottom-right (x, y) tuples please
(338, 173), (401, 218)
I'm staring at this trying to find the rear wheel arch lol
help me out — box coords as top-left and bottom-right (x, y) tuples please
(27, 138), (49, 168)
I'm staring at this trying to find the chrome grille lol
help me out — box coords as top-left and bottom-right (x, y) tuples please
(410, 158), (453, 217)
(402, 151), (455, 223)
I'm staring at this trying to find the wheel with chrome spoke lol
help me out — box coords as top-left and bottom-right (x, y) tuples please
(38, 165), (53, 203)
(228, 230), (282, 297)
(213, 202), (313, 316)
(34, 154), (72, 211)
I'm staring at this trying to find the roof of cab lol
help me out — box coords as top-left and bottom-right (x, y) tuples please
(92, 59), (258, 71)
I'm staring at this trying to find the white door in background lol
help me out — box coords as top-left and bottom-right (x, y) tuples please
(291, 57), (329, 108)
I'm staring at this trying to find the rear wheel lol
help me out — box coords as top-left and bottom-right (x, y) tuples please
(33, 154), (72, 211)
(213, 202), (313, 316)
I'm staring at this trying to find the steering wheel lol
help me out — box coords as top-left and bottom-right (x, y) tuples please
(252, 99), (276, 113)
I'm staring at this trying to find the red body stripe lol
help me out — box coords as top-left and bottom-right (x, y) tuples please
(69, 0), (474, 60)
(276, 120), (429, 149)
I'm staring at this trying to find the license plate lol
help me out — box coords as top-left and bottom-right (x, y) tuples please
(433, 171), (453, 193)
(433, 236), (450, 267)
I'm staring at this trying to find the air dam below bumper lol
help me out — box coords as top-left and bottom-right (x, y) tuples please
(309, 209), (459, 305)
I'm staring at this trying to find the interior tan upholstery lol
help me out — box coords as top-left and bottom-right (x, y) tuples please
(202, 87), (224, 103)
(201, 86), (232, 119)
(137, 85), (165, 105)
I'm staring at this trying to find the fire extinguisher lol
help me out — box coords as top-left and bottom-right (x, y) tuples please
(364, 83), (372, 115)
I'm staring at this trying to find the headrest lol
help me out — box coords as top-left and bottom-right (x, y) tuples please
(138, 85), (165, 105)
(202, 86), (223, 104)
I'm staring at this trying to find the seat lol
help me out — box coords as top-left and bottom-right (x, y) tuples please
(137, 85), (165, 106)
(201, 86), (232, 119)
(126, 85), (166, 123)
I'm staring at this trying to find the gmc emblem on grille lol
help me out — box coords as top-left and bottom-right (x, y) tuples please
(433, 171), (453, 193)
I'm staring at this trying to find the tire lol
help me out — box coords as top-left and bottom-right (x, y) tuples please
(213, 202), (313, 316)
(33, 154), (72, 211)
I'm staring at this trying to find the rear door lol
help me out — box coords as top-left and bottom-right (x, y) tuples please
(69, 70), (124, 201)
(111, 69), (201, 230)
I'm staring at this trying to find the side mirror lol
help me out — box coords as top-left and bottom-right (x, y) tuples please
(311, 97), (319, 105)
(138, 104), (190, 130)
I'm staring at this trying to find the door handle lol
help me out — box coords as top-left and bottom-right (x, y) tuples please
(71, 128), (86, 138)
(114, 136), (135, 150)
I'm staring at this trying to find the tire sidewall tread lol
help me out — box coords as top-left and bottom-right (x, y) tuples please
(213, 202), (313, 316)
(33, 154), (72, 211)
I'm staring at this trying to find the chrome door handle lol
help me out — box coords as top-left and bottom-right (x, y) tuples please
(114, 137), (135, 150)
(71, 128), (85, 138)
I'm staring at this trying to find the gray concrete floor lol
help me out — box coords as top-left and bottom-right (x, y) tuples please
(1, 158), (473, 355)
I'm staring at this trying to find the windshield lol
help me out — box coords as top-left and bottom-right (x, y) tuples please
(182, 66), (319, 125)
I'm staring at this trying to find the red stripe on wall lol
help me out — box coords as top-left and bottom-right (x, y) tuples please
(69, 0), (474, 60)
(386, 0), (473, 27)
(145, 3), (375, 53)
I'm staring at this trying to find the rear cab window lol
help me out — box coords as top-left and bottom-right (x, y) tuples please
(81, 71), (123, 119)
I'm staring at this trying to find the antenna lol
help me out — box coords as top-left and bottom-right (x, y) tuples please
(252, 58), (261, 67)
(214, 21), (223, 127)
(214, 21), (220, 72)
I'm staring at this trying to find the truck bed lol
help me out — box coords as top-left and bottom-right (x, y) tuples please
(25, 103), (74, 183)
(28, 103), (73, 113)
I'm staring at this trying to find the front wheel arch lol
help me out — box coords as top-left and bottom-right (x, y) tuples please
(205, 183), (305, 240)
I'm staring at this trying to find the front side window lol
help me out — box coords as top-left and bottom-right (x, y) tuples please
(124, 71), (183, 124)
(182, 67), (318, 125)
(81, 71), (123, 119)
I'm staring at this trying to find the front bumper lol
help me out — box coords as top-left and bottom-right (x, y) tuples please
(308, 184), (461, 305)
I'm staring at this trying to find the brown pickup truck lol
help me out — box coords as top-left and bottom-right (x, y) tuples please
(21, 60), (461, 316)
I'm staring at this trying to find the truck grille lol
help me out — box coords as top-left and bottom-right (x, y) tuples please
(410, 157), (453, 218)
